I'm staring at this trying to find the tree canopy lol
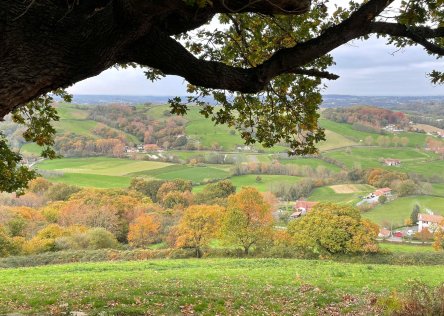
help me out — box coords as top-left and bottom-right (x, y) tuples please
(1, 0), (443, 193)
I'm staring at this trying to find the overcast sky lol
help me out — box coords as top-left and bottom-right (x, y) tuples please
(68, 1), (444, 97)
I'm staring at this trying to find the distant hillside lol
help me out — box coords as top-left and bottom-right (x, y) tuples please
(65, 94), (444, 108)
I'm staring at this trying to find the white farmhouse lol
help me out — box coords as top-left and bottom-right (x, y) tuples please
(418, 213), (444, 233)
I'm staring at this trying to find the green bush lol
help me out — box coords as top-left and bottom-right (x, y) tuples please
(87, 228), (119, 250)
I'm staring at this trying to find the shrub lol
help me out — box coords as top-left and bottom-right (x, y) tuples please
(388, 281), (444, 316)
(87, 228), (120, 250)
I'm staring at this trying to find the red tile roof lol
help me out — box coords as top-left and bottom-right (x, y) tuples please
(418, 213), (444, 224)
(374, 188), (392, 196)
(294, 200), (318, 211)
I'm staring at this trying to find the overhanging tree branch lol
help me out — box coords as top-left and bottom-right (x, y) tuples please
(124, 0), (395, 93)
(370, 22), (444, 55)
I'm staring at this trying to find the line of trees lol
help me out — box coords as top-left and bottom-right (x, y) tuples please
(323, 106), (409, 130)
(0, 178), (381, 259)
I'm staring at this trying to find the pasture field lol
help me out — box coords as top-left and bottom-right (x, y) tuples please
(432, 183), (444, 197)
(319, 118), (381, 142)
(319, 118), (427, 147)
(324, 147), (432, 169)
(378, 242), (435, 253)
(193, 174), (303, 192)
(330, 184), (371, 193)
(308, 184), (374, 205)
(1, 258), (443, 315)
(279, 157), (342, 172)
(227, 174), (301, 192)
(55, 104), (90, 120)
(363, 195), (444, 226)
(20, 143), (42, 156)
(53, 119), (99, 138)
(130, 164), (230, 183)
(37, 157), (172, 176)
(45, 173), (131, 188)
(316, 129), (357, 151)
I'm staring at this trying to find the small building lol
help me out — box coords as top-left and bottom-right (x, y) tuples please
(383, 158), (401, 166)
(373, 188), (392, 197)
(378, 228), (391, 239)
(290, 201), (319, 219)
(418, 213), (444, 233)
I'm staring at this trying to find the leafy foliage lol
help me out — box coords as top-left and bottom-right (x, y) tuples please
(128, 214), (161, 248)
(220, 187), (273, 254)
(288, 203), (379, 255)
(1, 90), (71, 195)
(175, 205), (224, 257)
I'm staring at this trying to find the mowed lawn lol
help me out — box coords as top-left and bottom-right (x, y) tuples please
(363, 196), (444, 226)
(1, 259), (444, 315)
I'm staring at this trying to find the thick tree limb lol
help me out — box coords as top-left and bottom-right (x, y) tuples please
(123, 0), (394, 92)
(1, 0), (443, 120)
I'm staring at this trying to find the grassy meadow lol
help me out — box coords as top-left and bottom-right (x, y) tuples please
(363, 196), (444, 226)
(1, 258), (444, 315)
(307, 184), (374, 205)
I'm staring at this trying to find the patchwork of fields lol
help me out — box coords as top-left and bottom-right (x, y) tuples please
(26, 103), (444, 227)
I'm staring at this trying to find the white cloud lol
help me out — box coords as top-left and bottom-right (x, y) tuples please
(68, 67), (188, 96)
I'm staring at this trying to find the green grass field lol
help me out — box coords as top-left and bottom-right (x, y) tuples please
(363, 195), (444, 226)
(193, 175), (302, 193)
(55, 103), (90, 120)
(432, 183), (444, 197)
(130, 164), (230, 183)
(1, 258), (443, 315)
(44, 173), (131, 188)
(379, 242), (435, 253)
(20, 143), (42, 156)
(307, 184), (374, 204)
(279, 157), (342, 172)
(37, 157), (172, 176)
(319, 118), (427, 147)
(324, 147), (431, 169)
(317, 129), (357, 151)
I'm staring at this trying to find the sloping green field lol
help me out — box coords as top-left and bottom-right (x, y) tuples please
(45, 173), (131, 188)
(324, 147), (432, 169)
(130, 164), (230, 183)
(308, 184), (374, 205)
(363, 195), (444, 226)
(1, 258), (443, 315)
(279, 157), (342, 172)
(38, 157), (172, 176)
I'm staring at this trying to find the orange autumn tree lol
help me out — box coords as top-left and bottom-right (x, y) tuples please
(433, 220), (444, 251)
(128, 214), (161, 248)
(220, 187), (273, 255)
(175, 205), (224, 258)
